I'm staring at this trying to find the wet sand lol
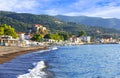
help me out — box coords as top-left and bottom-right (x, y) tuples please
(0, 46), (47, 64)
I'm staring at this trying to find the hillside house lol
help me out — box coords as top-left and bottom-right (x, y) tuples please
(33, 24), (48, 35)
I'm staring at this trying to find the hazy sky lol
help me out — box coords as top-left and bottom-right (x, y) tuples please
(0, 0), (120, 18)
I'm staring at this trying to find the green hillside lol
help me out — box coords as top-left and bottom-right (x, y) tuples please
(55, 15), (120, 29)
(0, 11), (120, 37)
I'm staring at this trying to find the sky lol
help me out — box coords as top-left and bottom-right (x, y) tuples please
(0, 0), (120, 18)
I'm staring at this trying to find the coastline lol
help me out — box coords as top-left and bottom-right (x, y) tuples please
(0, 46), (47, 64)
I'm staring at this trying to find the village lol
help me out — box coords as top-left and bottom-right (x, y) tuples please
(0, 24), (120, 47)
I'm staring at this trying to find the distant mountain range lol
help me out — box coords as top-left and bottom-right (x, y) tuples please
(0, 11), (120, 37)
(55, 15), (120, 30)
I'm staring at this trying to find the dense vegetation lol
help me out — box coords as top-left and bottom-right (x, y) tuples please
(78, 30), (86, 37)
(0, 24), (18, 38)
(31, 34), (43, 42)
(44, 32), (70, 41)
(0, 11), (120, 38)
(44, 33), (64, 41)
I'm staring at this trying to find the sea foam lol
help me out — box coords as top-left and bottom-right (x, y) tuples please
(34, 46), (58, 54)
(51, 46), (58, 50)
(17, 46), (58, 78)
(17, 61), (47, 78)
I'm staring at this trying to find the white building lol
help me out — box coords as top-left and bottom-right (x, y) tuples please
(69, 37), (82, 43)
(0, 35), (18, 46)
(17, 32), (25, 41)
(80, 36), (91, 43)
(17, 32), (28, 47)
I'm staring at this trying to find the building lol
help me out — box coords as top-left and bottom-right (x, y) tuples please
(33, 24), (48, 35)
(17, 32), (25, 41)
(101, 36), (113, 43)
(80, 36), (91, 43)
(17, 32), (28, 47)
(27, 24), (48, 36)
(24, 34), (32, 40)
(69, 36), (82, 44)
(0, 35), (18, 46)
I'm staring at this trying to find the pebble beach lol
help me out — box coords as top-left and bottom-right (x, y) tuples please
(0, 46), (47, 64)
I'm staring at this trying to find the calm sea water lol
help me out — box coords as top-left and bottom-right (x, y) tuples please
(0, 44), (120, 78)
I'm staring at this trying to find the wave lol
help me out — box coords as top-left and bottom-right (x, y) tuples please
(32, 46), (58, 54)
(50, 46), (58, 50)
(17, 61), (48, 78)
(17, 46), (58, 78)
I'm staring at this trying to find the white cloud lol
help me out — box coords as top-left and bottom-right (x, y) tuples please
(0, 0), (39, 12)
(62, 0), (120, 18)
(44, 9), (59, 15)
(69, 0), (101, 11)
(0, 0), (120, 18)
(86, 7), (120, 18)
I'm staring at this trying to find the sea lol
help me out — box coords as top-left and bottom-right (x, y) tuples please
(0, 44), (120, 78)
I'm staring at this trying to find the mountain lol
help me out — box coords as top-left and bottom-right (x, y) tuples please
(55, 15), (120, 29)
(0, 11), (120, 37)
(0, 11), (65, 32)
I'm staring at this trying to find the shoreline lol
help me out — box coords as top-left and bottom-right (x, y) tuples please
(0, 46), (47, 64)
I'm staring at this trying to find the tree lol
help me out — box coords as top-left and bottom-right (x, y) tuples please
(58, 32), (70, 40)
(31, 34), (43, 42)
(78, 30), (86, 37)
(0, 24), (18, 38)
(44, 34), (52, 39)
(0, 27), (4, 35)
(44, 33), (64, 41)
(53, 34), (64, 41)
